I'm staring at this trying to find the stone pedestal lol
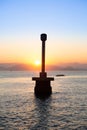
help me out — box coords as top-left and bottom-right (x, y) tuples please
(32, 76), (54, 97)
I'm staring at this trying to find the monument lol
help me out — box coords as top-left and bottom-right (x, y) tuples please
(32, 33), (54, 97)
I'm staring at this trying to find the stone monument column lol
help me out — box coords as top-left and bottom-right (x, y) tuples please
(32, 33), (54, 97)
(40, 34), (47, 78)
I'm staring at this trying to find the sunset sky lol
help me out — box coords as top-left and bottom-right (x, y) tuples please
(0, 0), (87, 68)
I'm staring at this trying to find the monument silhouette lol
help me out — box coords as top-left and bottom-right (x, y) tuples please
(32, 34), (54, 97)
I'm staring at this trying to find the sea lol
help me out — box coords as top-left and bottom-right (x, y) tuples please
(0, 71), (87, 130)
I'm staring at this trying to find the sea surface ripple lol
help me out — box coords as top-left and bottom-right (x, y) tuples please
(0, 71), (87, 130)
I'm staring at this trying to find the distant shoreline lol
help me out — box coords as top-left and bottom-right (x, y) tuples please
(0, 63), (87, 71)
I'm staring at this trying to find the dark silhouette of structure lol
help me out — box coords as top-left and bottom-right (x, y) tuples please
(32, 34), (54, 97)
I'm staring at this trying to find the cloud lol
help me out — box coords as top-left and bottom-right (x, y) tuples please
(0, 63), (87, 71)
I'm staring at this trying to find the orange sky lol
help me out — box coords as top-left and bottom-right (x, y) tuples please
(0, 35), (87, 67)
(0, 1), (87, 68)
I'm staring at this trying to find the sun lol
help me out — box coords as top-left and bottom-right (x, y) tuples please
(35, 60), (41, 66)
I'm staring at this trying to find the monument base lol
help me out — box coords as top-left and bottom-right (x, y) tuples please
(32, 77), (54, 97)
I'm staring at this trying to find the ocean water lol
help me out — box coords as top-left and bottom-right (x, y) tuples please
(0, 71), (87, 130)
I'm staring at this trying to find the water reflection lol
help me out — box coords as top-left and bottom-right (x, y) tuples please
(30, 96), (52, 130)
